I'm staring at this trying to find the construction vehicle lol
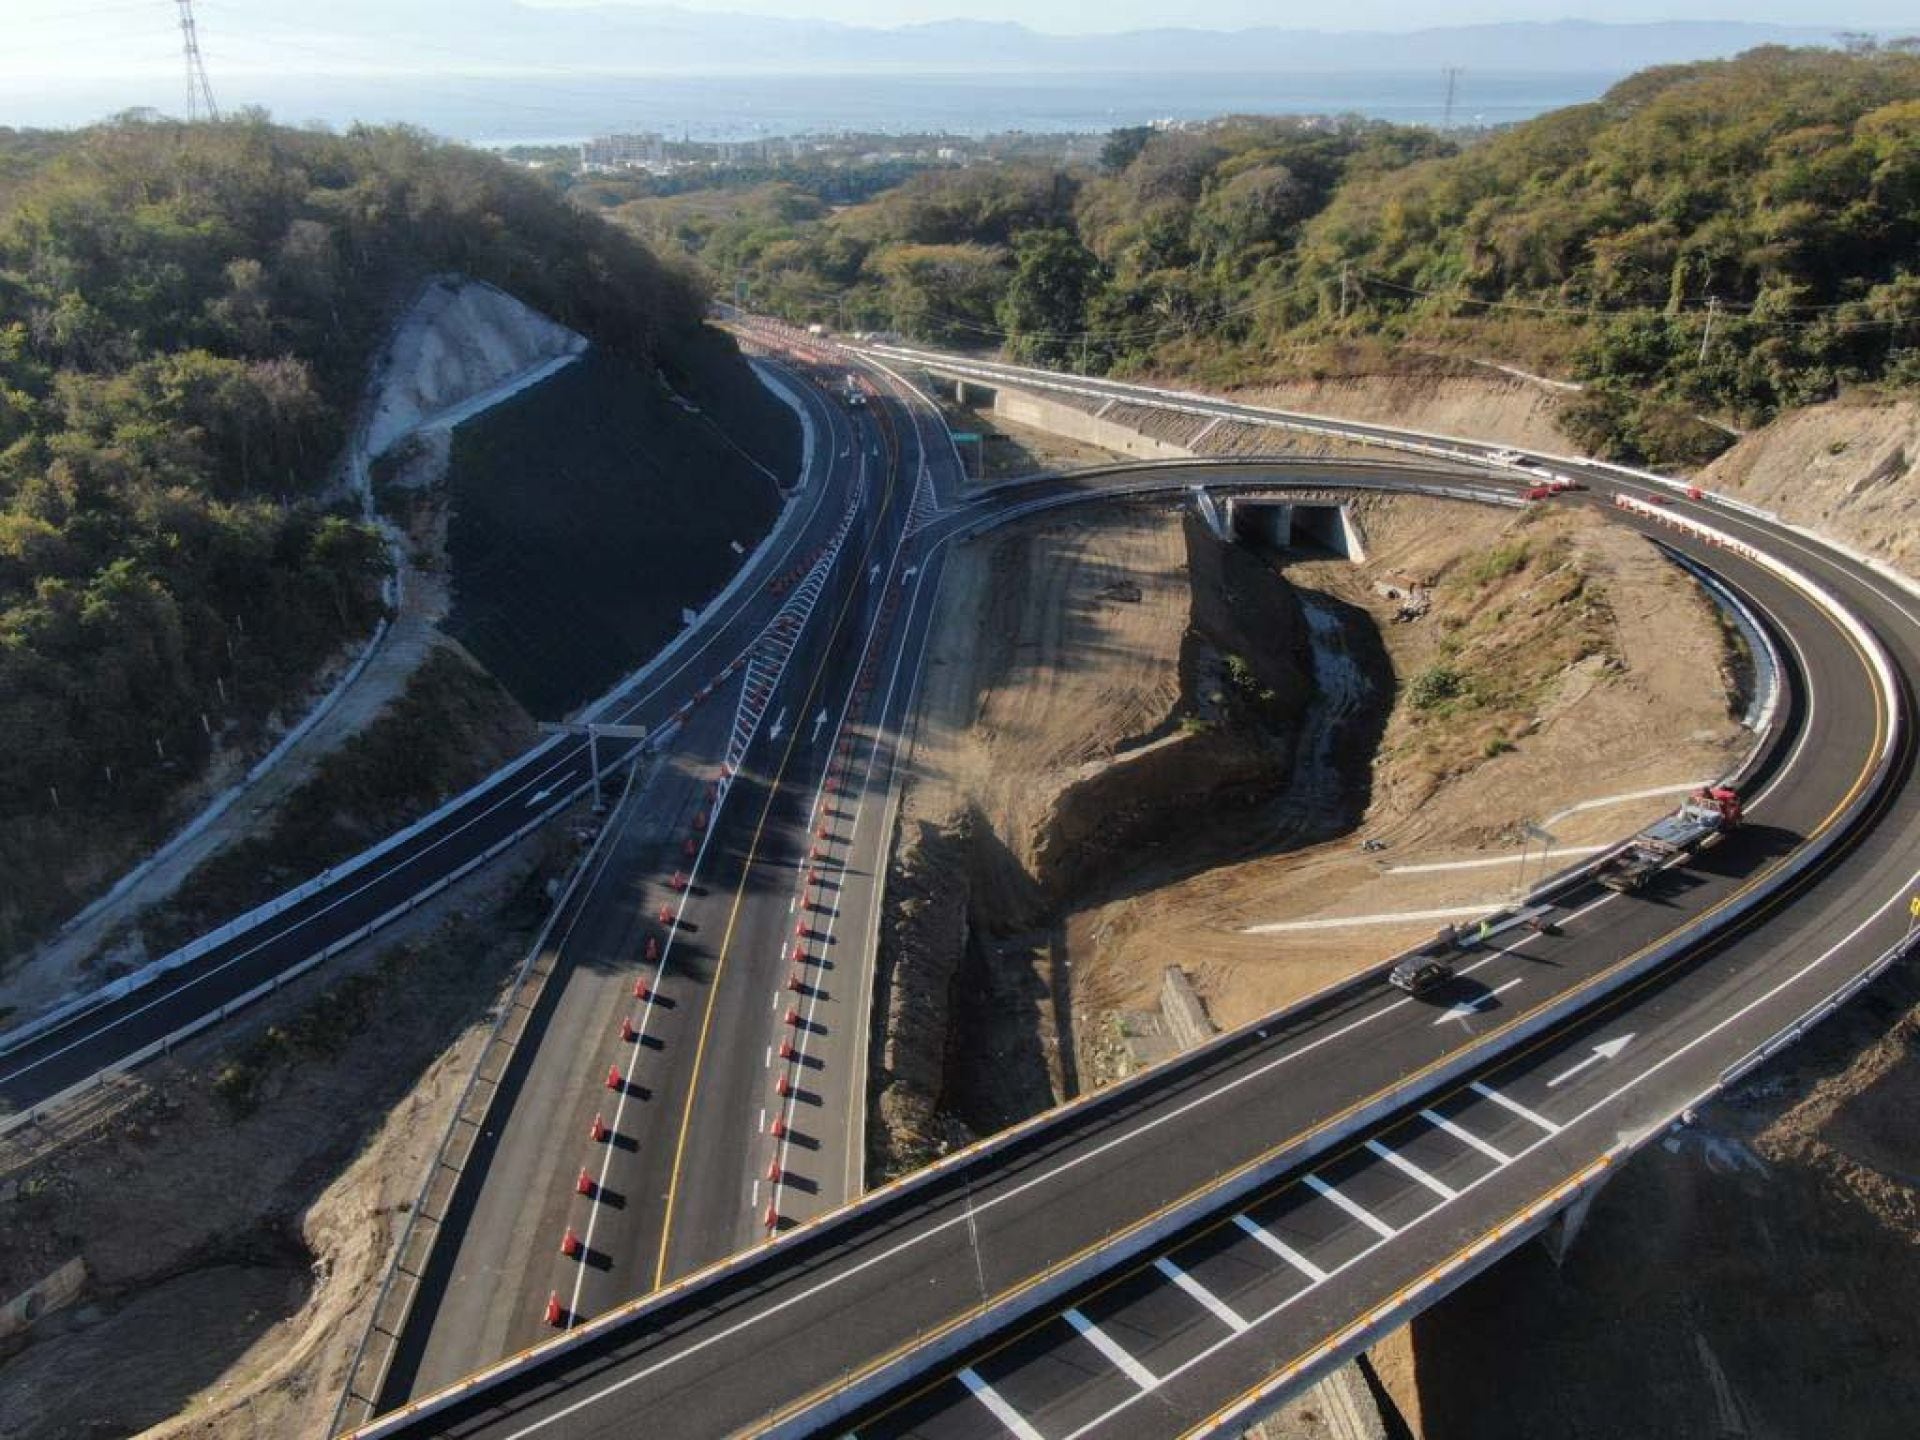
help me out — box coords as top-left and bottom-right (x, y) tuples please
(1596, 786), (1742, 893)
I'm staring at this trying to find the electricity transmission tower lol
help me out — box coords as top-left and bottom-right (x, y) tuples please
(1441, 68), (1463, 130)
(176, 0), (220, 122)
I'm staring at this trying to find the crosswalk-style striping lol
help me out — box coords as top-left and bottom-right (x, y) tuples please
(852, 1080), (1568, 1439)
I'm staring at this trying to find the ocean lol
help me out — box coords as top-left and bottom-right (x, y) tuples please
(12, 69), (1619, 142)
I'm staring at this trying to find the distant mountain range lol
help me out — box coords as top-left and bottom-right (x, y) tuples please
(222, 5), (1895, 75)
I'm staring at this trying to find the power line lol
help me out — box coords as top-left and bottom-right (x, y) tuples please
(176, 0), (219, 123)
(1355, 270), (1917, 331)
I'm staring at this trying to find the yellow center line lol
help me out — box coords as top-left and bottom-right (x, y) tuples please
(650, 393), (908, 1291)
(750, 564), (1893, 1433)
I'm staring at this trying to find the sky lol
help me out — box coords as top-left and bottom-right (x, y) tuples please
(523, 0), (1917, 28)
(2, 0), (1903, 88)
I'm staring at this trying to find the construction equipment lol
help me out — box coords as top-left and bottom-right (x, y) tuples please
(1596, 787), (1742, 894)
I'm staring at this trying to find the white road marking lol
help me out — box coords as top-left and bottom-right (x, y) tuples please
(1233, 1215), (1327, 1283)
(1469, 1080), (1562, 1134)
(1365, 1140), (1458, 1201)
(1419, 1109), (1512, 1166)
(503, 681), (1889, 1440)
(1154, 1257), (1248, 1334)
(1386, 846), (1604, 875)
(1303, 1175), (1397, 1239)
(959, 1368), (1045, 1440)
(1064, 1309), (1158, 1391)
(495, 358), (1877, 1437)
(1546, 1034), (1635, 1089)
(1540, 781), (1717, 830)
(1243, 903), (1498, 935)
(1432, 978), (1524, 1026)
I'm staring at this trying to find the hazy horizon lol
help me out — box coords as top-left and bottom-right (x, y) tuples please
(5, 5), (1907, 138)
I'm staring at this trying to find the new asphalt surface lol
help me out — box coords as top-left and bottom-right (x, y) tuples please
(342, 340), (1920, 1440)
(378, 349), (954, 1410)
(0, 357), (844, 1122)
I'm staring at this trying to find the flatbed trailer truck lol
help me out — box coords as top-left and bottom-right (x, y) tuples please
(1596, 786), (1742, 893)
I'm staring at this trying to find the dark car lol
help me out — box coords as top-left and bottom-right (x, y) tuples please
(1389, 956), (1455, 995)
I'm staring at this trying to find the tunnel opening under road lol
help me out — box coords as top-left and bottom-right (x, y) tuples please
(1226, 498), (1367, 561)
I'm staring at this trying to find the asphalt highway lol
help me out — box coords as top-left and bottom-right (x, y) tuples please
(342, 345), (1920, 1439)
(375, 347), (960, 1412)
(0, 356), (856, 1122)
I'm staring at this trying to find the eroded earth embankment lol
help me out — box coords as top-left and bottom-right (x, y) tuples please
(868, 493), (1746, 1185)
(869, 508), (1316, 1174)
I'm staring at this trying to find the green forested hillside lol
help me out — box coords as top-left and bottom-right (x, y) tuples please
(0, 117), (707, 956)
(655, 45), (1919, 463)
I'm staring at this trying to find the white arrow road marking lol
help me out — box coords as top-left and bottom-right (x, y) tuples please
(812, 708), (828, 744)
(1432, 977), (1524, 1025)
(1546, 1033), (1636, 1089)
(869, 562), (881, 583)
(769, 707), (788, 741)
(901, 564), (919, 583)
(526, 788), (552, 808)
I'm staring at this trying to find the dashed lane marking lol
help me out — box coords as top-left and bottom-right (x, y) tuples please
(1418, 1109), (1512, 1166)
(1469, 1080), (1563, 1135)
(1303, 1175), (1397, 1239)
(1232, 1215), (1327, 1283)
(1154, 1258), (1249, 1334)
(1365, 1140), (1458, 1201)
(1064, 1309), (1158, 1392)
(958, 1368), (1045, 1440)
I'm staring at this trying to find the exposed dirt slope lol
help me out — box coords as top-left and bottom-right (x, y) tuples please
(1073, 496), (1745, 1036)
(1703, 392), (1920, 571)
(1377, 394), (1920, 1440)
(0, 851), (567, 1440)
(1225, 368), (1576, 456)
(870, 506), (1310, 1171)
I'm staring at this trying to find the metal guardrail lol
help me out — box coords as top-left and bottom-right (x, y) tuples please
(327, 762), (644, 1436)
(0, 732), (571, 1063)
(0, 351), (835, 1081)
(0, 772), (602, 1141)
(343, 427), (1900, 1440)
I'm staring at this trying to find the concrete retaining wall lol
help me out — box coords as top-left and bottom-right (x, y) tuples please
(994, 388), (1194, 461)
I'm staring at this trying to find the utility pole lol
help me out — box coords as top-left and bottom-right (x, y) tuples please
(1441, 68), (1463, 130)
(176, 0), (220, 123)
(1339, 263), (1352, 321)
(1698, 295), (1719, 365)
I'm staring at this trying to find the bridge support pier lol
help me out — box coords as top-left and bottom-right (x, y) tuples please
(1540, 1166), (1612, 1267)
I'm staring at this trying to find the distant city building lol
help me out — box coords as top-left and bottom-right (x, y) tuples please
(580, 132), (667, 172)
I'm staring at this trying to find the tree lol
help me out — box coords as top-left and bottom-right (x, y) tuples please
(999, 230), (1105, 368)
(1101, 126), (1154, 175)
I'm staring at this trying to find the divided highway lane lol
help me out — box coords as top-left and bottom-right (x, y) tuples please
(648, 384), (941, 1281)
(380, 361), (946, 1409)
(0, 351), (851, 1122)
(347, 457), (1909, 1439)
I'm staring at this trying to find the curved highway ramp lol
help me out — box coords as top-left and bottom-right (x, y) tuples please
(341, 341), (1920, 1440)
